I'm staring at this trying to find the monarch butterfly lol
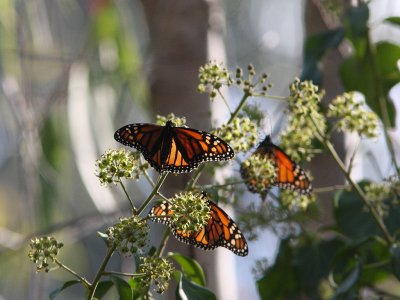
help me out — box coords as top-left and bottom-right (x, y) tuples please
(114, 121), (234, 173)
(241, 135), (312, 194)
(148, 193), (248, 256)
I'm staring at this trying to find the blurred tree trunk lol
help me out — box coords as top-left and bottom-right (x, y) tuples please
(140, 1), (225, 298)
(305, 0), (346, 229)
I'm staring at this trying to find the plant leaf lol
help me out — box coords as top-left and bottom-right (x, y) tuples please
(110, 276), (133, 300)
(173, 271), (216, 300)
(168, 252), (206, 286)
(332, 259), (362, 299)
(301, 27), (345, 84)
(93, 281), (114, 299)
(49, 280), (81, 300)
(385, 16), (400, 27)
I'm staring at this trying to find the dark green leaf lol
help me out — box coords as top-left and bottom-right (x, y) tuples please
(93, 281), (114, 299)
(301, 28), (345, 84)
(390, 244), (400, 280)
(110, 276), (133, 300)
(174, 271), (216, 300)
(49, 280), (81, 300)
(293, 238), (343, 294)
(334, 181), (400, 238)
(169, 253), (206, 286)
(332, 259), (362, 299)
(385, 16), (400, 27)
(257, 240), (298, 299)
(344, 3), (369, 57)
(340, 42), (398, 127)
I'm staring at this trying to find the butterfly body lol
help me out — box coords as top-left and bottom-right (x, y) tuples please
(114, 121), (234, 173)
(242, 135), (312, 194)
(149, 194), (248, 256)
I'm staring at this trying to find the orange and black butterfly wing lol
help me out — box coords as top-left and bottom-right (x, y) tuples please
(115, 121), (234, 173)
(161, 126), (234, 173)
(148, 199), (248, 256)
(114, 123), (168, 172)
(261, 136), (312, 194)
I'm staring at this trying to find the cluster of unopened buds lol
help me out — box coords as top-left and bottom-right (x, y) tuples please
(28, 236), (63, 272)
(96, 149), (147, 185)
(138, 256), (175, 294)
(327, 92), (379, 138)
(105, 215), (149, 255)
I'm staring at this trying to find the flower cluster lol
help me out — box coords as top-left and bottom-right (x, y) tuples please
(168, 192), (211, 233)
(105, 215), (149, 255)
(198, 61), (233, 100)
(280, 190), (316, 210)
(234, 65), (272, 97)
(28, 236), (63, 272)
(96, 149), (147, 185)
(279, 78), (327, 162)
(213, 117), (258, 153)
(240, 155), (277, 195)
(327, 92), (379, 138)
(138, 256), (174, 294)
(156, 113), (186, 127)
(388, 176), (400, 195)
(364, 182), (391, 217)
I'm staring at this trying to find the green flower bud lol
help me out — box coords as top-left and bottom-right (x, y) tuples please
(156, 113), (186, 127)
(95, 149), (146, 186)
(105, 215), (149, 256)
(138, 257), (174, 294)
(168, 192), (211, 233)
(28, 236), (64, 272)
(213, 117), (258, 153)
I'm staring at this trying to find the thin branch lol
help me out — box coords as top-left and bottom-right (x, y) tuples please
(137, 173), (168, 215)
(347, 139), (360, 175)
(87, 245), (116, 299)
(54, 259), (91, 288)
(143, 169), (155, 187)
(309, 114), (394, 245)
(102, 271), (146, 278)
(119, 180), (136, 213)
(217, 89), (232, 113)
(156, 229), (171, 257)
(313, 184), (352, 194)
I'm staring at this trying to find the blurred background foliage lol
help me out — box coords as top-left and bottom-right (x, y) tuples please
(0, 0), (399, 299)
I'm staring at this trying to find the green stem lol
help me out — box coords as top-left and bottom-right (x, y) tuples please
(309, 114), (394, 245)
(102, 271), (146, 278)
(119, 181), (136, 213)
(143, 169), (155, 187)
(363, 259), (390, 270)
(263, 94), (288, 101)
(87, 245), (116, 300)
(156, 228), (171, 257)
(228, 93), (250, 123)
(54, 259), (91, 288)
(137, 173), (168, 215)
(313, 184), (352, 194)
(366, 32), (400, 178)
(202, 180), (245, 189)
(185, 164), (205, 190)
(156, 192), (170, 201)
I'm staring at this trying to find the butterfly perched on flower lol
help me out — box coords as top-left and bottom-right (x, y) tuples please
(240, 135), (312, 194)
(114, 121), (234, 173)
(148, 192), (248, 256)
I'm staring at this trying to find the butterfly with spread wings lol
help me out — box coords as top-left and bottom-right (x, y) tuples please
(148, 193), (248, 256)
(241, 135), (312, 194)
(114, 121), (234, 173)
